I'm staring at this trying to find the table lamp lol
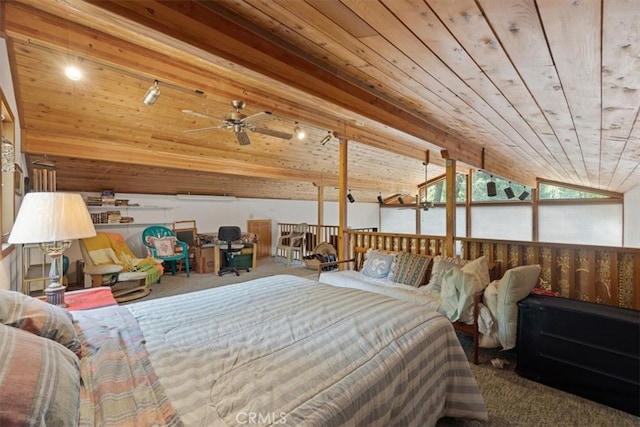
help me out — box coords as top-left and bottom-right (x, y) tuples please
(9, 192), (96, 306)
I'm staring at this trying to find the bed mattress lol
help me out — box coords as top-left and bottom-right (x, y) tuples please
(123, 274), (487, 426)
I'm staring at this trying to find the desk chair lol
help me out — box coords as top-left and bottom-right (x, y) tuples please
(218, 226), (245, 276)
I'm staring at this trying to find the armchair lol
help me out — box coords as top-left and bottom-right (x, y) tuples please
(80, 232), (163, 303)
(275, 223), (308, 267)
(142, 225), (191, 277)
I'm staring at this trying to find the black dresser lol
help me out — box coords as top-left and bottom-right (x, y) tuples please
(516, 294), (640, 416)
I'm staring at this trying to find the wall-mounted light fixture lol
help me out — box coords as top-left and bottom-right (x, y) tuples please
(347, 190), (355, 203)
(519, 186), (530, 200)
(504, 182), (515, 199)
(487, 175), (497, 197)
(142, 80), (161, 105)
(377, 193), (384, 204)
(294, 123), (306, 140)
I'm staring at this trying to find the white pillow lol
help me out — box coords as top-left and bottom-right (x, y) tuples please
(461, 256), (491, 289)
(483, 280), (499, 321)
(440, 267), (482, 322)
(361, 249), (395, 279)
(496, 265), (541, 350)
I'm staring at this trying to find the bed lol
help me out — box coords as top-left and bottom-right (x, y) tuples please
(0, 275), (487, 426)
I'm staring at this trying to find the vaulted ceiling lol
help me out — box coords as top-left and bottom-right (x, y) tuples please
(2, 0), (639, 202)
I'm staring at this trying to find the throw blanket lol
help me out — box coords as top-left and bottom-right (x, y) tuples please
(74, 306), (182, 426)
(83, 232), (163, 285)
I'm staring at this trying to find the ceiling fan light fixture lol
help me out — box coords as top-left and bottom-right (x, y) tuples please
(347, 190), (355, 203)
(142, 80), (160, 106)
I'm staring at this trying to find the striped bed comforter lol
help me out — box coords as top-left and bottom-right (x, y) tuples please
(122, 274), (487, 426)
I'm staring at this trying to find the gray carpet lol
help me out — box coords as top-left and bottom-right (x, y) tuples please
(131, 258), (640, 427)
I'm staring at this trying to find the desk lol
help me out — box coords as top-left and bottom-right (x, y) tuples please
(194, 243), (257, 274)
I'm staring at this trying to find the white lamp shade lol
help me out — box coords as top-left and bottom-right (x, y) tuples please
(9, 192), (97, 244)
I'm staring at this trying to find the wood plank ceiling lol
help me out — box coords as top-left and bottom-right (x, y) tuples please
(2, 0), (639, 202)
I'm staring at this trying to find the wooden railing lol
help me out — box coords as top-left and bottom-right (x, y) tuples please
(343, 230), (640, 310)
(276, 224), (340, 258)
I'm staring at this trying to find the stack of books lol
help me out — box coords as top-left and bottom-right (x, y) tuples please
(101, 190), (116, 206)
(86, 196), (102, 206)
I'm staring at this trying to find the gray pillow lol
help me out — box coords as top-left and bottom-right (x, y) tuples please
(426, 256), (469, 292)
(361, 250), (395, 278)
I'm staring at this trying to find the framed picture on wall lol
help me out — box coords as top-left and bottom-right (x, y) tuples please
(14, 164), (22, 195)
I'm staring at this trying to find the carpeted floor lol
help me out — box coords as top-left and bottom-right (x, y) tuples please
(128, 257), (640, 427)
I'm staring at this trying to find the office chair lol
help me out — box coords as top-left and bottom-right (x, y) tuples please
(218, 226), (245, 276)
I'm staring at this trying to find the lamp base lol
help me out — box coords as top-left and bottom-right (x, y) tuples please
(45, 283), (67, 307)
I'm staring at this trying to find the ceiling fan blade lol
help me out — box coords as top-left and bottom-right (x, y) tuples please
(236, 130), (251, 145)
(181, 109), (219, 120)
(243, 111), (272, 123)
(183, 125), (226, 134)
(252, 127), (293, 140)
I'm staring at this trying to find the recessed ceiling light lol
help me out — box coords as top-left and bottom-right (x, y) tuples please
(64, 66), (83, 81)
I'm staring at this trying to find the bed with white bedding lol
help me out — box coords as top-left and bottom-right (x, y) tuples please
(0, 274), (487, 426)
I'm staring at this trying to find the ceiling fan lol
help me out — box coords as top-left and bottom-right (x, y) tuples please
(182, 100), (293, 145)
(398, 151), (435, 211)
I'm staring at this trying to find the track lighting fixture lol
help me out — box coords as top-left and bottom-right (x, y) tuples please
(398, 196), (404, 205)
(519, 186), (530, 200)
(377, 193), (384, 204)
(142, 80), (160, 105)
(487, 175), (497, 197)
(347, 190), (355, 203)
(320, 131), (332, 145)
(294, 123), (306, 140)
(504, 182), (515, 199)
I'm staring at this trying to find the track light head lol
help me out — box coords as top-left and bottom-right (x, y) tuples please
(142, 80), (160, 105)
(398, 196), (404, 205)
(347, 190), (355, 203)
(519, 189), (530, 200)
(487, 180), (497, 197)
(504, 186), (515, 199)
(377, 194), (384, 204)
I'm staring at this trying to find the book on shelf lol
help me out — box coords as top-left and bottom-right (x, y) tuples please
(101, 190), (116, 206)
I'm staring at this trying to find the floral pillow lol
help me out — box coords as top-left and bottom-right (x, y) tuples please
(361, 249), (395, 279)
(146, 236), (177, 257)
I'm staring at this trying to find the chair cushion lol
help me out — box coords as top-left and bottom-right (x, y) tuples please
(146, 236), (176, 257)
